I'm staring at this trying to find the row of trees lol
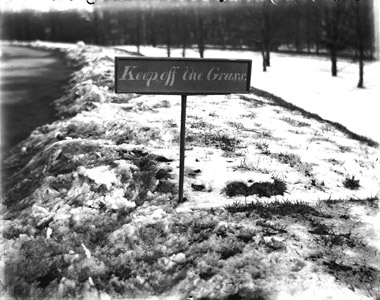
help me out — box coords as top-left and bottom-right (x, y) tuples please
(0, 0), (375, 86)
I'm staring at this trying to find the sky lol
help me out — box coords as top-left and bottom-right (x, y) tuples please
(0, 0), (94, 12)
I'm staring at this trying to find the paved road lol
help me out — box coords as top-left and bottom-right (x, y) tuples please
(0, 45), (74, 158)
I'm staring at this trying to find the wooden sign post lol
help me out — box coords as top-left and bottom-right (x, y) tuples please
(115, 57), (252, 203)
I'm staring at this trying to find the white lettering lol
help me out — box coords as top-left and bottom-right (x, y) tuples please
(144, 72), (158, 87)
(207, 67), (245, 82)
(119, 66), (138, 80)
(207, 67), (220, 80)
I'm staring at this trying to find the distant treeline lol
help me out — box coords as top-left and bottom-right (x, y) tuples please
(0, 0), (375, 62)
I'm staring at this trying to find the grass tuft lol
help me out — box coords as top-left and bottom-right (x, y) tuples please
(225, 181), (249, 197)
(224, 177), (286, 198)
(232, 158), (270, 174)
(343, 176), (360, 190)
(255, 142), (270, 155)
(225, 199), (323, 219)
(249, 177), (287, 198)
(280, 117), (310, 127)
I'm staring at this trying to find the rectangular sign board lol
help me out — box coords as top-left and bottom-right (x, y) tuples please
(115, 57), (251, 95)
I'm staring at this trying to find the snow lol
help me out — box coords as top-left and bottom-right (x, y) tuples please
(78, 165), (118, 190)
(118, 45), (380, 144)
(2, 41), (380, 300)
(109, 44), (380, 300)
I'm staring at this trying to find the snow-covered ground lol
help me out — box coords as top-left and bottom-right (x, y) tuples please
(117, 46), (380, 144)
(1, 41), (379, 300)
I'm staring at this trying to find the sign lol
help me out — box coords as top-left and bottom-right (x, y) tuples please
(115, 56), (252, 204)
(115, 57), (251, 95)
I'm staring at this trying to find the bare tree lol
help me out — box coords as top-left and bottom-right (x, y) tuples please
(320, 0), (351, 77)
(242, 0), (285, 72)
(165, 10), (172, 57)
(216, 4), (229, 50)
(352, 0), (374, 88)
(355, 0), (365, 88)
(148, 2), (157, 47)
(193, 1), (206, 58)
(178, 7), (192, 57)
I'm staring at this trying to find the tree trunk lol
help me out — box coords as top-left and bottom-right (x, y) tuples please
(149, 5), (156, 47)
(136, 43), (140, 55)
(356, 1), (364, 88)
(199, 46), (204, 58)
(93, 10), (104, 45)
(167, 43), (171, 58)
(295, 6), (300, 53)
(141, 12), (146, 46)
(261, 46), (267, 72)
(198, 21), (205, 58)
(218, 12), (227, 50)
(166, 32), (171, 58)
(265, 46), (270, 67)
(135, 12), (141, 54)
(181, 25), (187, 57)
(136, 25), (140, 54)
(331, 47), (338, 77)
(357, 45), (364, 88)
(166, 19), (171, 57)
(196, 4), (205, 58)
(314, 7), (320, 54)
(306, 1), (311, 53)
